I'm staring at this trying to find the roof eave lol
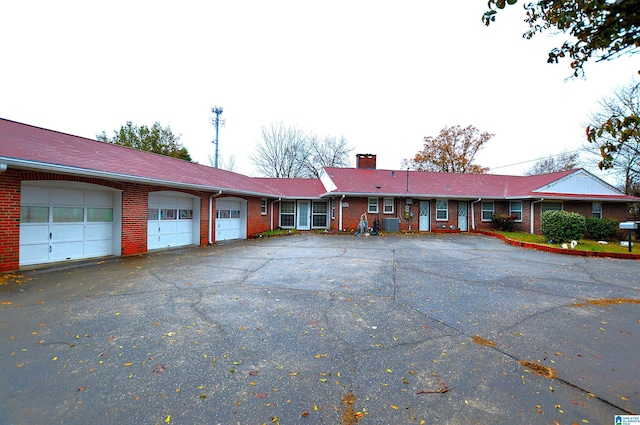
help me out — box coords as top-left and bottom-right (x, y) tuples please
(1, 157), (277, 198)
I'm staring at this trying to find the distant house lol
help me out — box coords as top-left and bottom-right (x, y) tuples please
(1, 120), (638, 272)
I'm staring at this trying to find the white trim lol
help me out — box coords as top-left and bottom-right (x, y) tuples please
(383, 197), (394, 214)
(436, 199), (448, 221)
(368, 197), (379, 214)
(509, 200), (523, 222)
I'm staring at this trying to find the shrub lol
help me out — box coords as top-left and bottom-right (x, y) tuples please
(540, 210), (586, 243)
(492, 213), (518, 231)
(584, 217), (619, 241)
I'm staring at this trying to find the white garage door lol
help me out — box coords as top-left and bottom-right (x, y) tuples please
(148, 193), (197, 250)
(20, 184), (117, 266)
(216, 199), (243, 241)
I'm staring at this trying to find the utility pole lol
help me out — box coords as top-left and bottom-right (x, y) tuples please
(211, 106), (224, 168)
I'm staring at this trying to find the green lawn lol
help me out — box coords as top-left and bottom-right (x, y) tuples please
(491, 231), (640, 254)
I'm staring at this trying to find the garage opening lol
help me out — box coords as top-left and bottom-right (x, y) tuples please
(148, 192), (200, 250)
(19, 182), (122, 266)
(215, 197), (247, 241)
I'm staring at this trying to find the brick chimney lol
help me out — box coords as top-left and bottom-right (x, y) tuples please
(356, 154), (376, 169)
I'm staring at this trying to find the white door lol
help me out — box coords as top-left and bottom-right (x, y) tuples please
(297, 201), (311, 230)
(148, 193), (196, 250)
(419, 201), (430, 231)
(458, 201), (468, 232)
(20, 184), (116, 266)
(216, 199), (242, 241)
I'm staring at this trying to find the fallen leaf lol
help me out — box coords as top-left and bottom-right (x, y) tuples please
(124, 362), (134, 367)
(78, 386), (87, 391)
(254, 393), (268, 398)
(165, 414), (170, 423)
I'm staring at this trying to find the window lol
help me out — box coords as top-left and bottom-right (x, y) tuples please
(280, 201), (295, 228)
(436, 200), (448, 221)
(481, 201), (494, 222)
(368, 197), (378, 213)
(312, 201), (328, 227)
(20, 206), (49, 223)
(231, 210), (241, 219)
(148, 208), (159, 220)
(592, 202), (602, 218)
(541, 201), (563, 213)
(510, 201), (522, 222)
(179, 209), (193, 220)
(52, 207), (83, 223)
(383, 198), (394, 214)
(261, 199), (267, 215)
(160, 209), (177, 220)
(88, 208), (113, 222)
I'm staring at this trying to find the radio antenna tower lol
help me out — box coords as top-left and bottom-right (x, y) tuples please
(211, 106), (225, 168)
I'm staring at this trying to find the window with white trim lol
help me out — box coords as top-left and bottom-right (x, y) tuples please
(368, 197), (378, 213)
(383, 198), (394, 214)
(312, 201), (328, 228)
(261, 198), (267, 215)
(510, 201), (522, 222)
(280, 201), (295, 228)
(592, 202), (602, 218)
(436, 200), (448, 220)
(541, 201), (563, 213)
(481, 201), (494, 222)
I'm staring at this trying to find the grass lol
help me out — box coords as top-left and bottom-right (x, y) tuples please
(255, 229), (298, 238)
(492, 230), (640, 254)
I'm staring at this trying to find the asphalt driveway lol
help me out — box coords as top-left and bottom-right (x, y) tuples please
(0, 233), (638, 425)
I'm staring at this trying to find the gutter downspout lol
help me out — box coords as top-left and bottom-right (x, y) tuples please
(270, 198), (281, 231)
(530, 198), (544, 234)
(470, 198), (482, 230)
(208, 191), (223, 244)
(0, 163), (7, 173)
(339, 195), (346, 232)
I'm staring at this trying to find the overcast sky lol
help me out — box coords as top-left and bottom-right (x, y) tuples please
(1, 1), (637, 178)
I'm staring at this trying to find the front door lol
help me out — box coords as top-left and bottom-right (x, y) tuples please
(458, 201), (468, 232)
(419, 201), (430, 231)
(297, 201), (311, 230)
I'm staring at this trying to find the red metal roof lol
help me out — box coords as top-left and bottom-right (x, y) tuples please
(322, 167), (640, 202)
(255, 178), (327, 198)
(0, 118), (277, 196)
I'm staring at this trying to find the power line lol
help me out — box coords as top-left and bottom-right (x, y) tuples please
(490, 148), (584, 170)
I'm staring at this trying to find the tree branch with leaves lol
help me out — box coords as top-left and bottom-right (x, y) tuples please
(403, 125), (492, 174)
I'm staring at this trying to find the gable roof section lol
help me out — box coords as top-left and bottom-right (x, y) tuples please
(323, 167), (639, 202)
(0, 118), (278, 196)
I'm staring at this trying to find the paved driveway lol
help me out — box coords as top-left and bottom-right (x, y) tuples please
(1, 233), (638, 424)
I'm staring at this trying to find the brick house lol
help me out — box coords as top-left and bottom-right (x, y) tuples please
(1, 120), (638, 272)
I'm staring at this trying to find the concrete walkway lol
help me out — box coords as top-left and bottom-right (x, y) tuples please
(1, 233), (638, 424)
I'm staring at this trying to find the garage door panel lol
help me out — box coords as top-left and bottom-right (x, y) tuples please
(147, 193), (197, 250)
(158, 234), (177, 247)
(84, 240), (112, 257)
(51, 224), (84, 242)
(159, 221), (178, 234)
(22, 187), (49, 204)
(51, 188), (84, 205)
(20, 224), (49, 244)
(50, 241), (84, 261)
(20, 244), (50, 266)
(85, 223), (113, 241)
(85, 191), (112, 206)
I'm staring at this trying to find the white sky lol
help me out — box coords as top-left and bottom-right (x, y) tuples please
(1, 1), (637, 178)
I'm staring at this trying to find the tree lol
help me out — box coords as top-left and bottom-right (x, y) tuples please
(97, 121), (191, 161)
(251, 123), (353, 178)
(403, 125), (492, 174)
(585, 79), (640, 193)
(208, 154), (237, 172)
(304, 135), (353, 179)
(483, 1), (640, 172)
(483, 0), (640, 78)
(525, 150), (581, 175)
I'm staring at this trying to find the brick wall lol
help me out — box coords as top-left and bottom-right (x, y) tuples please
(0, 170), (21, 272)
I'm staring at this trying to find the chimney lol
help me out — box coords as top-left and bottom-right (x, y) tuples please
(356, 154), (377, 169)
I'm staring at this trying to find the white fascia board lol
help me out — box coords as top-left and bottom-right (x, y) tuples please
(1, 157), (275, 198)
(319, 169), (337, 192)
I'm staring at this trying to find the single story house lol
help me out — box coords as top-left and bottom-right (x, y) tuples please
(1, 120), (637, 272)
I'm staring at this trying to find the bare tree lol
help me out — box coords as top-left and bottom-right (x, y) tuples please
(525, 150), (581, 175)
(585, 79), (640, 195)
(207, 153), (237, 172)
(403, 125), (492, 174)
(252, 123), (353, 178)
(304, 135), (353, 178)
